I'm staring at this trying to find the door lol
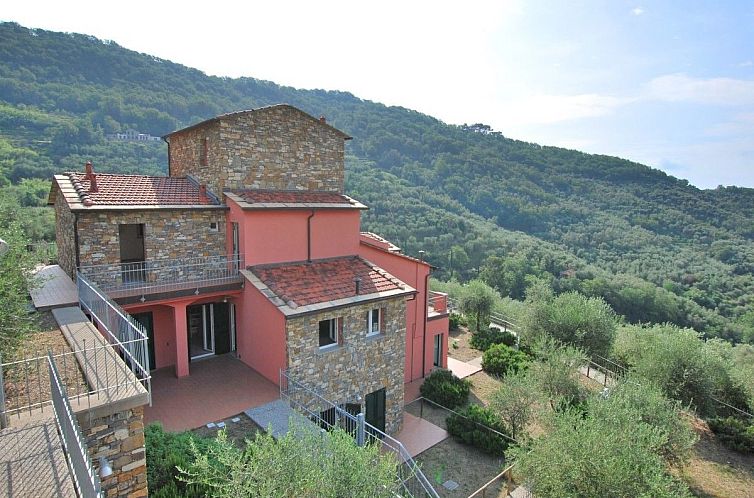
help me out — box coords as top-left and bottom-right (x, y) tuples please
(213, 302), (231, 355)
(131, 312), (155, 370)
(119, 224), (145, 283)
(365, 388), (386, 436)
(187, 304), (213, 359)
(433, 334), (442, 368)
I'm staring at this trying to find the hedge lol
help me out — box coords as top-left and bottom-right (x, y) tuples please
(481, 343), (530, 376)
(446, 404), (510, 456)
(420, 369), (471, 409)
(470, 327), (516, 351)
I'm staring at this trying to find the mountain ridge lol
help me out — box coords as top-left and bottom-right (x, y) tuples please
(1, 21), (752, 343)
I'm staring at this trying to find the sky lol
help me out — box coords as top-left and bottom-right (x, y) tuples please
(3, 0), (754, 188)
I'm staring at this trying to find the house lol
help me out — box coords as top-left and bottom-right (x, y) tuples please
(49, 104), (449, 435)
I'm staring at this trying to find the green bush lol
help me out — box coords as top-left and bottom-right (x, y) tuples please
(420, 369), (471, 409)
(470, 327), (516, 351)
(446, 404), (510, 456)
(145, 423), (213, 497)
(708, 417), (754, 454)
(449, 313), (464, 331)
(482, 344), (530, 376)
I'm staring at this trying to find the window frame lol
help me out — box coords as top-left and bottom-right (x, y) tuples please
(318, 317), (339, 349)
(366, 308), (381, 337)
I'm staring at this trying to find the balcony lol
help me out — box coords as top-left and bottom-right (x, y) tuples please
(78, 254), (244, 304)
(427, 291), (449, 317)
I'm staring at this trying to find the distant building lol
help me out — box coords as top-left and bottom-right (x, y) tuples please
(106, 129), (162, 142)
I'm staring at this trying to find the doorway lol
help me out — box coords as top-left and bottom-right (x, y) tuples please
(187, 303), (235, 360)
(131, 311), (156, 371)
(433, 334), (442, 368)
(119, 224), (145, 283)
(365, 388), (386, 436)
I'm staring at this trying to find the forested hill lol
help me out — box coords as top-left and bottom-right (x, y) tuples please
(1, 21), (753, 343)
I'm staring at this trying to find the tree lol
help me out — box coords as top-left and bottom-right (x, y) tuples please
(459, 279), (497, 333)
(521, 282), (618, 359)
(509, 408), (692, 498)
(490, 370), (538, 440)
(181, 426), (399, 498)
(526, 340), (587, 411)
(0, 216), (39, 359)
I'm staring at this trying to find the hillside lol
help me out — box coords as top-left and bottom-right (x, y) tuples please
(1, 21), (752, 342)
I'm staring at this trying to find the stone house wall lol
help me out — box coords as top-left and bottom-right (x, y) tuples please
(53, 186), (77, 279)
(79, 405), (147, 498)
(286, 297), (406, 435)
(168, 105), (346, 195)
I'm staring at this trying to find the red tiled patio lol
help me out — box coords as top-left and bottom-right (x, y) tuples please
(144, 355), (280, 431)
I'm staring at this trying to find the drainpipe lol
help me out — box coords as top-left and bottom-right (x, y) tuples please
(421, 270), (430, 375)
(163, 137), (171, 177)
(306, 209), (315, 262)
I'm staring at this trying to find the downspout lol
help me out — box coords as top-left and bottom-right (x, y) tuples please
(421, 269), (430, 377)
(306, 209), (315, 262)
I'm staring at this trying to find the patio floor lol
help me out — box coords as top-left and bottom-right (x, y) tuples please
(144, 355), (280, 432)
(394, 412), (448, 459)
(448, 356), (482, 379)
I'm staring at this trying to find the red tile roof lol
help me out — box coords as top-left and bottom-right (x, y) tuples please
(67, 172), (217, 206)
(250, 256), (406, 307)
(230, 189), (353, 205)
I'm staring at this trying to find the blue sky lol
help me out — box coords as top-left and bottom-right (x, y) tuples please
(3, 1), (754, 188)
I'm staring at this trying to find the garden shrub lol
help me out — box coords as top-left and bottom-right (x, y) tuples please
(446, 404), (510, 456)
(470, 327), (516, 351)
(449, 312), (463, 331)
(145, 423), (213, 497)
(708, 417), (754, 454)
(420, 369), (471, 409)
(482, 343), (530, 376)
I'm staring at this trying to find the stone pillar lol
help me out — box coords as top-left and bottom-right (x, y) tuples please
(172, 302), (189, 378)
(80, 405), (148, 498)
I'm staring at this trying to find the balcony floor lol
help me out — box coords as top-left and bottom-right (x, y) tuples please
(144, 355), (280, 432)
(30, 265), (78, 311)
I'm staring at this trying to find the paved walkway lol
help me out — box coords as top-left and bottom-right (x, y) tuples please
(244, 399), (317, 439)
(144, 355), (280, 431)
(0, 420), (76, 497)
(30, 265), (78, 311)
(447, 356), (483, 379)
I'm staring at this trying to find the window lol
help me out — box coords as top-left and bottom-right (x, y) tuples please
(319, 318), (339, 348)
(366, 308), (381, 336)
(209, 221), (218, 232)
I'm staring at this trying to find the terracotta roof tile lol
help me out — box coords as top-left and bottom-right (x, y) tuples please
(250, 256), (405, 307)
(230, 189), (353, 205)
(67, 172), (217, 206)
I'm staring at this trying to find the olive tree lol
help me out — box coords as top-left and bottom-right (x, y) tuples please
(490, 370), (538, 440)
(459, 279), (497, 333)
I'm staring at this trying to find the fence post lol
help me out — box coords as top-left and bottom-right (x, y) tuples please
(0, 354), (6, 429)
(356, 412), (365, 447)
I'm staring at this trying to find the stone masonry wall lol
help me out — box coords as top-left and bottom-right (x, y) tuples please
(79, 405), (147, 498)
(75, 209), (227, 288)
(168, 106), (346, 196)
(286, 298), (406, 435)
(54, 186), (77, 279)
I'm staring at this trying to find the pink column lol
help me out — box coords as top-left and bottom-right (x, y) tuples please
(172, 302), (189, 378)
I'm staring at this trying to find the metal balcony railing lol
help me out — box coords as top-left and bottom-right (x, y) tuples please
(77, 254), (244, 298)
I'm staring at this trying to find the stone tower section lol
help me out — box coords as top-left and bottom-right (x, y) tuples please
(165, 104), (351, 196)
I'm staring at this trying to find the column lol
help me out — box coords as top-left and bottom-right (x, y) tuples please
(172, 302), (189, 378)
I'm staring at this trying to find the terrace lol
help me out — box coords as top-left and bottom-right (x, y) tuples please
(77, 254), (244, 304)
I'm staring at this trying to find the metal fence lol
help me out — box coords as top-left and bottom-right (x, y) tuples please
(78, 254), (244, 297)
(77, 273), (151, 396)
(48, 352), (102, 498)
(280, 370), (440, 498)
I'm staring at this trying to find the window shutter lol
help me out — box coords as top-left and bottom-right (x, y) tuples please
(338, 317), (344, 345)
(380, 307), (387, 333)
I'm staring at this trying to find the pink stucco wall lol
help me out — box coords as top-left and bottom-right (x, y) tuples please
(122, 303), (177, 370)
(226, 198), (361, 266)
(236, 284), (287, 385)
(358, 242), (448, 382)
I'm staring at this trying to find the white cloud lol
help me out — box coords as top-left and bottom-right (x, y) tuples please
(645, 73), (754, 105)
(497, 93), (633, 126)
(631, 7), (645, 16)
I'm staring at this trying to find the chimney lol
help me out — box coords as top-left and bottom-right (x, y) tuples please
(85, 161), (94, 179)
(354, 276), (362, 295)
(199, 184), (208, 202)
(89, 175), (98, 193)
(319, 115), (327, 124)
